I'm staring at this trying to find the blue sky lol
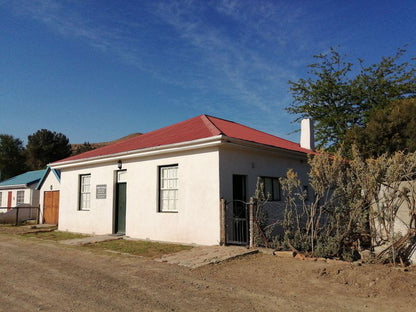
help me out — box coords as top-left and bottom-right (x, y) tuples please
(1, 0), (415, 144)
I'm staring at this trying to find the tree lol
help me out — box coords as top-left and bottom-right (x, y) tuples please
(26, 129), (72, 170)
(287, 47), (416, 150)
(345, 98), (416, 158)
(0, 135), (27, 181)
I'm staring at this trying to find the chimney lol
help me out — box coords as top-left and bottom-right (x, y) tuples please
(300, 118), (315, 151)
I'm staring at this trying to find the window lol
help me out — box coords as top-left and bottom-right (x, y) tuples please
(159, 165), (178, 212)
(0, 192), (2, 206)
(259, 177), (281, 201)
(79, 174), (91, 210)
(16, 191), (24, 205)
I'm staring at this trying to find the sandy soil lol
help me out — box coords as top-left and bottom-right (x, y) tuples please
(0, 234), (415, 312)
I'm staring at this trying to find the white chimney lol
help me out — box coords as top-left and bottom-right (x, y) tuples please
(300, 118), (315, 151)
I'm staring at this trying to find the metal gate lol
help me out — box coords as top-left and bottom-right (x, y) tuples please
(225, 200), (249, 245)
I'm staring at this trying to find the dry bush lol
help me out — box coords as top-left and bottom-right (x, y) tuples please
(260, 148), (416, 263)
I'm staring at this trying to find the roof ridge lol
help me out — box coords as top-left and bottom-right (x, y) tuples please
(207, 115), (302, 147)
(201, 115), (223, 136)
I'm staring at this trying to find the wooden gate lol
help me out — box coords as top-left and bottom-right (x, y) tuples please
(43, 191), (59, 224)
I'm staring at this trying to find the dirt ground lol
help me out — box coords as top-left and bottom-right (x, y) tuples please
(1, 233), (416, 311)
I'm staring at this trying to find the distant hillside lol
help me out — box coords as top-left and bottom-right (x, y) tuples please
(71, 132), (142, 155)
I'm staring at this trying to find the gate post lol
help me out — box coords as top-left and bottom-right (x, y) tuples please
(249, 197), (254, 248)
(15, 207), (19, 226)
(220, 198), (226, 245)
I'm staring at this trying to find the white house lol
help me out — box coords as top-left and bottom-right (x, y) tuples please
(0, 169), (45, 210)
(36, 167), (61, 224)
(0, 169), (45, 223)
(51, 115), (314, 245)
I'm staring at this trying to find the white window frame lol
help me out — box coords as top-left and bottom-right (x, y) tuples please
(159, 165), (178, 212)
(16, 191), (24, 205)
(79, 174), (91, 210)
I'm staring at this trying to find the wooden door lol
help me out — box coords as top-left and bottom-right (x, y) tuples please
(7, 191), (12, 210)
(43, 191), (60, 224)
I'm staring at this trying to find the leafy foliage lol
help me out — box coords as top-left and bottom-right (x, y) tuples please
(26, 129), (72, 170)
(287, 47), (416, 150)
(345, 98), (416, 158)
(0, 135), (27, 181)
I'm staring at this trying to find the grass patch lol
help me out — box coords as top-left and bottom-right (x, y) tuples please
(22, 231), (90, 241)
(84, 239), (192, 258)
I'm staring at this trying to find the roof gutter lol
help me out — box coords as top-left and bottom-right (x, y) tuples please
(0, 184), (28, 190)
(50, 135), (224, 170)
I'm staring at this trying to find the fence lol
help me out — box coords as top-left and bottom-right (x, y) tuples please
(220, 198), (255, 248)
(0, 205), (40, 225)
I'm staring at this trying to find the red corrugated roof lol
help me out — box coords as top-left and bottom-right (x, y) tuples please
(53, 115), (312, 164)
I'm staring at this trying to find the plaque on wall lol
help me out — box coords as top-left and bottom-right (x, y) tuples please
(96, 184), (107, 199)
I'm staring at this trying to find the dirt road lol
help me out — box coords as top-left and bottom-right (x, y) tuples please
(1, 235), (415, 311)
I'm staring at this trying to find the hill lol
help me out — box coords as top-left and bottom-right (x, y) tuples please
(71, 132), (142, 155)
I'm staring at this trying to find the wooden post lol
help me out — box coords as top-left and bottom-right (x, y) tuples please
(249, 197), (254, 248)
(220, 198), (226, 245)
(15, 207), (19, 226)
(36, 205), (40, 224)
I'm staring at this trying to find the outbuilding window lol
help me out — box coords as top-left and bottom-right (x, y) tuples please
(79, 174), (91, 210)
(159, 165), (178, 212)
(259, 177), (281, 201)
(16, 191), (24, 205)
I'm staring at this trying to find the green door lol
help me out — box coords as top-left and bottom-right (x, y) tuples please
(115, 182), (126, 234)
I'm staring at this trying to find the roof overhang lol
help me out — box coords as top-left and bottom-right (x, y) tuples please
(50, 135), (224, 170)
(0, 184), (28, 190)
(223, 137), (312, 158)
(50, 134), (312, 170)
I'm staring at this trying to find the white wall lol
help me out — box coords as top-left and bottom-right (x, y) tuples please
(218, 145), (311, 238)
(0, 186), (39, 209)
(219, 145), (310, 202)
(39, 171), (61, 223)
(58, 147), (221, 245)
(59, 162), (117, 235)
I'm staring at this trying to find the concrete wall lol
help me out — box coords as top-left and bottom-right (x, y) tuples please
(58, 147), (221, 245)
(372, 180), (416, 263)
(219, 145), (310, 202)
(218, 145), (310, 239)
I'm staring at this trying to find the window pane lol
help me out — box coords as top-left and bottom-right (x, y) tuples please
(159, 165), (178, 212)
(272, 179), (280, 201)
(17, 191), (24, 204)
(264, 178), (272, 199)
(80, 174), (91, 210)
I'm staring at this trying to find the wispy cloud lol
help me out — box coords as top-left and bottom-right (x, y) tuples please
(2, 0), (317, 136)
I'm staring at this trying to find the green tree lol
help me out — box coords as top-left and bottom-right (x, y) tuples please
(0, 135), (27, 181)
(26, 129), (72, 170)
(287, 47), (416, 150)
(345, 98), (416, 158)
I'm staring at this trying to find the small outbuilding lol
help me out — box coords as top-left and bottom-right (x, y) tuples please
(36, 167), (61, 225)
(0, 169), (45, 210)
(0, 169), (45, 223)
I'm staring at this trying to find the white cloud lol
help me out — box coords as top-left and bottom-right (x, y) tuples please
(2, 0), (319, 136)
